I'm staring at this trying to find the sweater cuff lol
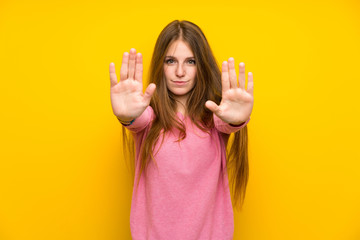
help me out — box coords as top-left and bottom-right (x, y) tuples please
(214, 114), (250, 134)
(122, 106), (153, 133)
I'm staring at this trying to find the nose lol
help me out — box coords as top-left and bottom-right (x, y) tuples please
(176, 64), (185, 77)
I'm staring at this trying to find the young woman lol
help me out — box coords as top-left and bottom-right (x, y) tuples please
(109, 20), (254, 240)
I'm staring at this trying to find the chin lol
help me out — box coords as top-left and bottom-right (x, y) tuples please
(170, 89), (190, 96)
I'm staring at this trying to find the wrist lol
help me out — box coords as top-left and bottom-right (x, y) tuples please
(116, 116), (135, 126)
(229, 121), (245, 127)
(229, 118), (249, 127)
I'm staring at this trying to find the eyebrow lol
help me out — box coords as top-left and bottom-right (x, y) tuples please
(165, 56), (195, 59)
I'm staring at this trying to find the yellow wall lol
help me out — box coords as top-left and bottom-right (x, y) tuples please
(1, 0), (359, 239)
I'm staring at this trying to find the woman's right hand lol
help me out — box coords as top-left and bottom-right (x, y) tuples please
(109, 48), (156, 122)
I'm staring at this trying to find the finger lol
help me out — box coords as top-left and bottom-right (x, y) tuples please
(134, 53), (143, 83)
(221, 61), (230, 94)
(143, 83), (156, 105)
(109, 62), (118, 88)
(247, 72), (254, 95)
(228, 57), (237, 88)
(120, 52), (129, 81)
(128, 48), (136, 80)
(239, 62), (246, 90)
(205, 100), (221, 115)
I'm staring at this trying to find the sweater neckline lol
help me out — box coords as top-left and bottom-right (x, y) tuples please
(176, 111), (185, 120)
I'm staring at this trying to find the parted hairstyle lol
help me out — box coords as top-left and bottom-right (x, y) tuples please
(122, 20), (249, 211)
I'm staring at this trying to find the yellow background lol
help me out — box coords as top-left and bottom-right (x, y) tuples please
(1, 0), (359, 239)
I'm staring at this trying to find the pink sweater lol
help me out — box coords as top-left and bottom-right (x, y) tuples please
(124, 106), (250, 240)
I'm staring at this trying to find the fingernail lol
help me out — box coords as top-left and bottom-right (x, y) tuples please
(240, 62), (245, 67)
(229, 57), (234, 61)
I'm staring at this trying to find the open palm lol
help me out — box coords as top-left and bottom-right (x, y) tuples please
(205, 58), (254, 125)
(109, 48), (156, 122)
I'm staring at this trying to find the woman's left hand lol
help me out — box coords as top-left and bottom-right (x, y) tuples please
(205, 58), (254, 125)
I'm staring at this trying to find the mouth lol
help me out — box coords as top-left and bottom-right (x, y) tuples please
(171, 80), (189, 86)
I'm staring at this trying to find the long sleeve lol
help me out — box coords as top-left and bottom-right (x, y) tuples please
(121, 106), (155, 133)
(213, 114), (250, 134)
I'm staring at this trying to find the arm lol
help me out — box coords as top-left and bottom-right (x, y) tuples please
(205, 58), (254, 131)
(109, 48), (156, 128)
(119, 105), (154, 133)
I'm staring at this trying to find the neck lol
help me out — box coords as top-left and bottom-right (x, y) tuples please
(174, 95), (188, 115)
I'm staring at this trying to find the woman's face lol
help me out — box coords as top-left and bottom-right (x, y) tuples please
(163, 40), (197, 104)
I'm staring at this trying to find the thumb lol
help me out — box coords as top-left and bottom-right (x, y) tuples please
(143, 83), (156, 105)
(205, 100), (220, 115)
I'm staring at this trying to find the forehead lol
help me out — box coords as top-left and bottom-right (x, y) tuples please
(166, 40), (194, 58)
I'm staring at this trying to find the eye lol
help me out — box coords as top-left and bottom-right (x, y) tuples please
(165, 59), (175, 64)
(188, 59), (196, 64)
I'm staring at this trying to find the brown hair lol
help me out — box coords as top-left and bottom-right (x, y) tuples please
(122, 20), (249, 211)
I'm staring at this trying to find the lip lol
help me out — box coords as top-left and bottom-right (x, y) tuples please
(172, 80), (189, 86)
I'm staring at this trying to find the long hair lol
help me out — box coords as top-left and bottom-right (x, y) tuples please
(122, 20), (249, 211)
